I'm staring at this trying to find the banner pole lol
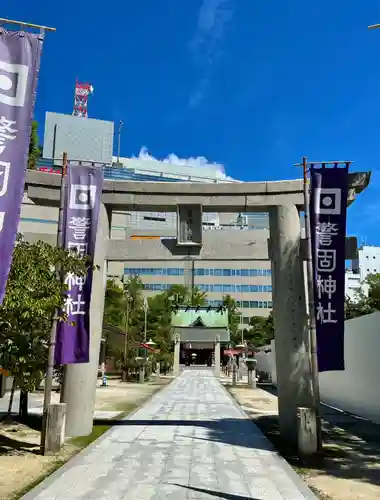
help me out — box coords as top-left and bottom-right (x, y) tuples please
(40, 152), (68, 454)
(302, 156), (322, 451)
(0, 17), (56, 32)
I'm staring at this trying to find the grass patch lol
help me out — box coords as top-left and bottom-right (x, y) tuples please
(70, 403), (138, 449)
(70, 424), (111, 449)
(112, 402), (139, 414)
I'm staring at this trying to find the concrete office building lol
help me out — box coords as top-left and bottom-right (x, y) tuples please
(20, 111), (273, 323)
(345, 245), (380, 300)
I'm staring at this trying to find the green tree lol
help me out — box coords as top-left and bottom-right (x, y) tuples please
(103, 276), (176, 379)
(246, 311), (274, 347)
(119, 276), (145, 377)
(222, 295), (241, 345)
(28, 121), (41, 170)
(123, 275), (144, 338)
(344, 293), (371, 319)
(344, 273), (380, 320)
(0, 236), (87, 416)
(104, 278), (125, 328)
(365, 273), (380, 310)
(102, 278), (127, 373)
(164, 284), (207, 307)
(146, 293), (174, 373)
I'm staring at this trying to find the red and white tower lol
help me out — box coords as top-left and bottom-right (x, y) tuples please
(73, 80), (94, 117)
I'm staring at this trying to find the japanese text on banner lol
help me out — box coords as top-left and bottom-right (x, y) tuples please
(63, 211), (91, 317)
(315, 218), (340, 324)
(63, 272), (87, 316)
(0, 117), (18, 231)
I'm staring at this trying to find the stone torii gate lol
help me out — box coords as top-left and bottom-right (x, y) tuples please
(23, 169), (370, 442)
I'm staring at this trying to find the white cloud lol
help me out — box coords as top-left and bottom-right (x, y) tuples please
(135, 146), (235, 180)
(188, 0), (234, 108)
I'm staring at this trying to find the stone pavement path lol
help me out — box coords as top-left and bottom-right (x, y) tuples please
(23, 369), (317, 500)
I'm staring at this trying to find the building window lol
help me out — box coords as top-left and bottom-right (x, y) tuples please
(125, 267), (272, 277)
(143, 215), (166, 222)
(132, 279), (273, 296)
(167, 268), (180, 276)
(205, 299), (272, 309)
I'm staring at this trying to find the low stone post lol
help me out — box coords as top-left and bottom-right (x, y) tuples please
(156, 361), (160, 377)
(297, 407), (318, 456)
(246, 358), (257, 389)
(232, 360), (237, 386)
(43, 403), (66, 455)
(173, 334), (180, 376)
(214, 335), (221, 378)
(135, 356), (145, 384)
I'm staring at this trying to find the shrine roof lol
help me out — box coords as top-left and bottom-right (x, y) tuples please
(171, 308), (229, 328)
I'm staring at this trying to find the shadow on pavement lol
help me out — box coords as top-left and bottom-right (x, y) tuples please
(253, 385), (380, 488)
(93, 417), (272, 451)
(171, 483), (258, 500)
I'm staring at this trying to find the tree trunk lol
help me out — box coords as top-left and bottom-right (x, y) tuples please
(19, 390), (28, 421)
(7, 378), (16, 417)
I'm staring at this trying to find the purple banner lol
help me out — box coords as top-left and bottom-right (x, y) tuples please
(0, 29), (43, 303)
(310, 165), (349, 372)
(55, 164), (104, 364)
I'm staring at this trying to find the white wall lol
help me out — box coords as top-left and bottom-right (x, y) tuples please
(319, 312), (380, 423)
(267, 313), (380, 424)
(270, 340), (277, 385)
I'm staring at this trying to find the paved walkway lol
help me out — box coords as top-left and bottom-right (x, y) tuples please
(23, 370), (316, 500)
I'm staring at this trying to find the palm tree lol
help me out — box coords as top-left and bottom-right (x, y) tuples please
(222, 295), (241, 344)
(120, 276), (144, 378)
(165, 284), (207, 307)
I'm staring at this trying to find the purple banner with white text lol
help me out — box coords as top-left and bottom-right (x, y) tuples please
(310, 165), (349, 372)
(0, 29), (43, 303)
(55, 164), (103, 364)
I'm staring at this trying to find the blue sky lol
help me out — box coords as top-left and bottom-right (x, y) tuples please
(4, 1), (380, 243)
